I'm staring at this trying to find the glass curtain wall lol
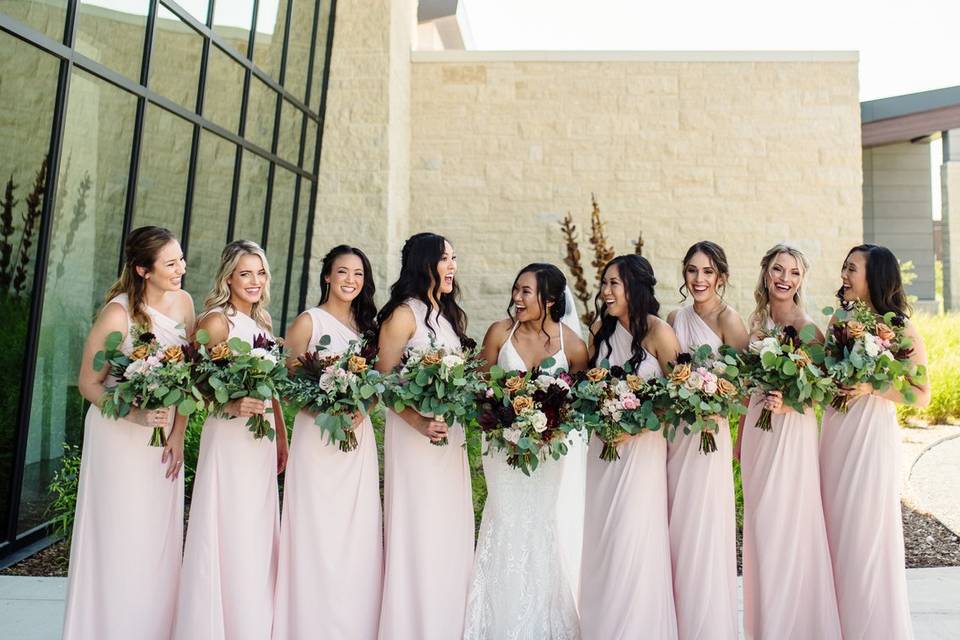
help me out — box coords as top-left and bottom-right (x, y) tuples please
(0, 0), (335, 560)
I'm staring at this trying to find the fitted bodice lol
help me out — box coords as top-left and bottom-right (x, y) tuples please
(496, 322), (568, 373)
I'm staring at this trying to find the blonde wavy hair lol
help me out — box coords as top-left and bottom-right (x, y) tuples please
(202, 240), (273, 331)
(749, 243), (810, 333)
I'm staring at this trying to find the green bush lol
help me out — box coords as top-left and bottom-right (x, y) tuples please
(46, 443), (81, 546)
(898, 313), (960, 424)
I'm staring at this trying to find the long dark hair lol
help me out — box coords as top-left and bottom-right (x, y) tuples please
(839, 244), (911, 318)
(679, 240), (730, 302)
(507, 263), (567, 337)
(105, 225), (177, 328)
(318, 245), (377, 334)
(376, 232), (468, 340)
(590, 254), (660, 368)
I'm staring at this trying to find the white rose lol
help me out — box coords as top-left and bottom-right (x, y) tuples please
(863, 335), (881, 358)
(529, 410), (548, 433)
(535, 375), (556, 391)
(123, 359), (148, 379)
(318, 372), (336, 393)
(250, 347), (278, 365)
(615, 380), (632, 397)
(503, 427), (522, 444)
(441, 354), (464, 369)
(685, 371), (705, 391)
(712, 360), (728, 376)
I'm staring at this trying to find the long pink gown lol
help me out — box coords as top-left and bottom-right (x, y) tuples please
(820, 398), (913, 639)
(272, 308), (383, 640)
(666, 305), (738, 640)
(378, 298), (474, 640)
(62, 295), (185, 640)
(579, 322), (678, 640)
(741, 396), (841, 639)
(174, 309), (279, 640)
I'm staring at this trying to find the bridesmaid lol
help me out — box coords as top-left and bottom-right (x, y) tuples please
(665, 241), (746, 640)
(579, 254), (680, 640)
(820, 244), (929, 639)
(737, 243), (841, 639)
(64, 226), (192, 640)
(273, 245), (383, 640)
(174, 240), (289, 640)
(376, 232), (475, 640)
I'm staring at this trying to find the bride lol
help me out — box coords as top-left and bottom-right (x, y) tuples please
(463, 263), (589, 639)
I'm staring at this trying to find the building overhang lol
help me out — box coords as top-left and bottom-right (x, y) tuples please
(862, 85), (960, 148)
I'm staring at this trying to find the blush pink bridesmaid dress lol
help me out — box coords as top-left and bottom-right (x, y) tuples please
(666, 305), (738, 640)
(579, 322), (678, 640)
(173, 308), (280, 640)
(377, 299), (474, 640)
(820, 397), (913, 639)
(741, 395), (841, 639)
(62, 294), (185, 640)
(272, 307), (383, 640)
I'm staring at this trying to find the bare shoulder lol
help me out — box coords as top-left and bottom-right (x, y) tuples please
(647, 314), (674, 335)
(197, 309), (230, 334)
(97, 301), (130, 332)
(666, 308), (679, 327)
(589, 318), (602, 336)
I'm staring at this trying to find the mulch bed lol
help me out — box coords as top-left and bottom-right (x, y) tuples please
(4, 503), (958, 579)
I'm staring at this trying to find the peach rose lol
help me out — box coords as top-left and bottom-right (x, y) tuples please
(625, 374), (645, 392)
(586, 367), (609, 383)
(793, 348), (812, 369)
(504, 375), (525, 393)
(347, 355), (368, 373)
(130, 344), (150, 360)
(512, 395), (534, 414)
(717, 378), (737, 397)
(875, 322), (896, 342)
(210, 342), (232, 361)
(669, 363), (691, 384)
(846, 320), (866, 339)
(421, 351), (442, 366)
(163, 345), (184, 363)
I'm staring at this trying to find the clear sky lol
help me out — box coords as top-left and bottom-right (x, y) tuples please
(462, 0), (960, 101)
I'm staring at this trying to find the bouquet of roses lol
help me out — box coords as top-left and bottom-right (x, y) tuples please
(477, 358), (579, 475)
(570, 362), (659, 461)
(823, 301), (926, 412)
(94, 326), (205, 446)
(740, 324), (835, 431)
(654, 345), (746, 454)
(383, 337), (485, 446)
(200, 332), (288, 440)
(281, 332), (386, 452)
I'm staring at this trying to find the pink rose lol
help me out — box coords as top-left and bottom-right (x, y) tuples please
(621, 393), (640, 411)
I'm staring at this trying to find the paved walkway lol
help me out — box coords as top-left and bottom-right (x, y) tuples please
(2, 568), (958, 638)
(906, 427), (960, 536)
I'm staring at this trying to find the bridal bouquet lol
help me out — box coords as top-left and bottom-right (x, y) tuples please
(739, 324), (835, 431)
(201, 333), (288, 441)
(383, 337), (485, 446)
(823, 302), (926, 412)
(94, 326), (203, 446)
(477, 359), (578, 475)
(654, 345), (746, 454)
(282, 332), (386, 452)
(570, 363), (658, 462)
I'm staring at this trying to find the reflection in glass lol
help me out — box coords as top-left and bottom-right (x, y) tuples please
(283, 0), (316, 102)
(150, 3), (203, 111)
(245, 76), (276, 152)
(0, 32), (58, 538)
(187, 132), (234, 307)
(173, 0), (209, 24)
(265, 168), (296, 327)
(285, 179), (311, 326)
(0, 0), (68, 41)
(204, 44), (245, 133)
(311, 0), (333, 112)
(276, 99), (302, 165)
(133, 104), (193, 235)
(233, 153), (269, 244)
(20, 67), (136, 534)
(252, 0), (286, 79)
(213, 0), (254, 57)
(75, 0), (148, 82)
(302, 118), (318, 171)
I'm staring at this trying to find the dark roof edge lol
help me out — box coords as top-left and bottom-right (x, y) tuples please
(862, 85), (960, 123)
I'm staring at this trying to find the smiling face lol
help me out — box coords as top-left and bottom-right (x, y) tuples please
(600, 263), (628, 319)
(512, 271), (550, 323)
(840, 250), (870, 304)
(325, 253), (365, 305)
(140, 240), (185, 292)
(227, 253), (267, 306)
(435, 240), (457, 295)
(765, 252), (804, 303)
(684, 251), (723, 303)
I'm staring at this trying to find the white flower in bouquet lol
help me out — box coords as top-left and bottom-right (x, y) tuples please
(685, 370), (705, 391)
(250, 347), (278, 364)
(615, 380), (632, 397)
(750, 336), (781, 357)
(503, 427), (522, 444)
(711, 359), (728, 376)
(441, 353), (464, 369)
(863, 334), (882, 358)
(698, 368), (719, 395)
(318, 370), (337, 393)
(527, 410), (549, 433)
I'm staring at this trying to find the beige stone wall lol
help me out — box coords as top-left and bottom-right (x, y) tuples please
(943, 160), (960, 310)
(408, 52), (863, 336)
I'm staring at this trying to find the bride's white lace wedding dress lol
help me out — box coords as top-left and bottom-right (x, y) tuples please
(462, 323), (582, 640)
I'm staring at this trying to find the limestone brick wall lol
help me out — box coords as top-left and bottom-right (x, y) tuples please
(408, 52), (863, 336)
(943, 160), (960, 310)
(308, 0), (415, 298)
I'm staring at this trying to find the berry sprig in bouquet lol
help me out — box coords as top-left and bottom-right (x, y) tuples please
(570, 362), (659, 462)
(282, 332), (386, 452)
(655, 345), (746, 454)
(94, 326), (204, 446)
(823, 301), (926, 412)
(383, 337), (486, 446)
(477, 358), (578, 475)
(740, 324), (835, 431)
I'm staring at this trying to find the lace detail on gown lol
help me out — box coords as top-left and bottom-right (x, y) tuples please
(463, 324), (580, 639)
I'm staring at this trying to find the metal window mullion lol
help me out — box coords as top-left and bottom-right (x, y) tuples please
(119, 0), (160, 274)
(227, 0), (259, 243)
(261, 0), (292, 250)
(4, 0), (79, 546)
(298, 0), (337, 312)
(279, 175), (304, 332)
